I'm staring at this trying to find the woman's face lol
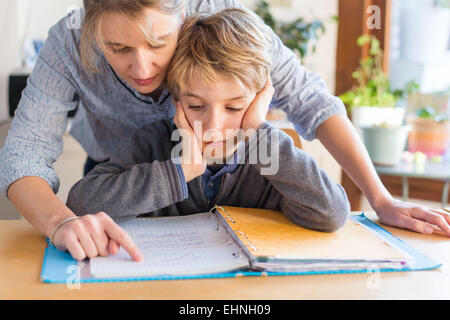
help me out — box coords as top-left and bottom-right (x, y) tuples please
(100, 7), (182, 96)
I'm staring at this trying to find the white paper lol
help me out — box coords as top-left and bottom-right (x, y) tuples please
(90, 213), (249, 278)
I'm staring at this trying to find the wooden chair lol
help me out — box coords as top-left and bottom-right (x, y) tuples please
(266, 109), (303, 150)
(280, 128), (303, 149)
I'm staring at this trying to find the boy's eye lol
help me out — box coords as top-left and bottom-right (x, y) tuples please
(188, 105), (205, 110)
(226, 107), (243, 112)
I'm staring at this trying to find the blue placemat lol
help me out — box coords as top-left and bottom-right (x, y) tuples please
(41, 213), (441, 283)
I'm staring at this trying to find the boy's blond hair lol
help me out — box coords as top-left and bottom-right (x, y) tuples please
(167, 8), (273, 101)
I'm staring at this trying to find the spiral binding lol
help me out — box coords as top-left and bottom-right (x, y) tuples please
(236, 231), (258, 252)
(212, 205), (258, 253)
(207, 205), (245, 258)
(208, 206), (221, 231)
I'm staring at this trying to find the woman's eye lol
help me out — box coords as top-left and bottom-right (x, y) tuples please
(113, 47), (131, 54)
(149, 44), (166, 50)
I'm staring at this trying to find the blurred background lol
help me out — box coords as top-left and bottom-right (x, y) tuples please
(0, 0), (449, 219)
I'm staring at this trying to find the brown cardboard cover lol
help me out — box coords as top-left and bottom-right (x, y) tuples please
(218, 206), (408, 261)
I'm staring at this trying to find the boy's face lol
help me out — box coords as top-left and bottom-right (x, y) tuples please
(179, 73), (256, 163)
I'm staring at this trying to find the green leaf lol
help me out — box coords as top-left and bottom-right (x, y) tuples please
(357, 35), (371, 46)
(253, 0), (325, 59)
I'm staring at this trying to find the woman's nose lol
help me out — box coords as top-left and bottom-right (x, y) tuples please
(130, 48), (153, 76)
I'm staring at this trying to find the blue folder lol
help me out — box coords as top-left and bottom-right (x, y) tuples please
(40, 213), (441, 283)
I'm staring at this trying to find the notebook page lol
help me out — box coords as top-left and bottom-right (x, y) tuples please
(90, 213), (249, 278)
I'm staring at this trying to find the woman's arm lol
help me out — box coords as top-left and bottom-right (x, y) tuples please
(0, 16), (142, 261)
(316, 114), (450, 236)
(258, 11), (450, 235)
(7, 177), (142, 261)
(8, 177), (76, 239)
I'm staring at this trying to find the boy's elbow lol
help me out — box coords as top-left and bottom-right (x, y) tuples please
(66, 180), (99, 216)
(321, 190), (351, 232)
(282, 196), (350, 233)
(323, 203), (350, 232)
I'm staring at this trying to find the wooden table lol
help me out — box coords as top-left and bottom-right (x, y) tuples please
(1, 212), (449, 300)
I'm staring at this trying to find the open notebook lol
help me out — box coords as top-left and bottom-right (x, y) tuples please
(88, 206), (414, 279)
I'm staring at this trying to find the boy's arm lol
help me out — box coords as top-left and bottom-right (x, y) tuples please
(247, 123), (350, 232)
(66, 126), (189, 222)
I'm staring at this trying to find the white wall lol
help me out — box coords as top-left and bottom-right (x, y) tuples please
(16, 0), (83, 42)
(0, 0), (82, 122)
(390, 0), (450, 93)
(0, 0), (20, 121)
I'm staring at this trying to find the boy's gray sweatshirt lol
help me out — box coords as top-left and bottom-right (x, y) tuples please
(66, 120), (350, 232)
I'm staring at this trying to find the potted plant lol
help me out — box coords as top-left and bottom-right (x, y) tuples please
(407, 106), (450, 157)
(339, 35), (416, 166)
(339, 35), (412, 129)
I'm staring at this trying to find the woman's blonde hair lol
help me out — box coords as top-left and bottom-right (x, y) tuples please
(81, 0), (185, 73)
(166, 8), (273, 101)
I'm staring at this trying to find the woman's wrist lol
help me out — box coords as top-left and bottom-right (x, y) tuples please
(49, 216), (80, 247)
(367, 189), (394, 212)
(46, 204), (77, 238)
(7, 176), (76, 238)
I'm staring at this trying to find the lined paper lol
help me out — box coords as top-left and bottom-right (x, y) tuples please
(90, 213), (249, 278)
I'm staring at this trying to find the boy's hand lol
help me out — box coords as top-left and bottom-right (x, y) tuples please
(173, 100), (206, 182)
(51, 212), (143, 262)
(241, 78), (274, 132)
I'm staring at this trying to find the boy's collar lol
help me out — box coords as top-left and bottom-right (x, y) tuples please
(205, 151), (240, 177)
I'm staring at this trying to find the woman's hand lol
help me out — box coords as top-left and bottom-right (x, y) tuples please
(374, 197), (450, 236)
(173, 100), (206, 182)
(51, 212), (143, 261)
(241, 77), (274, 132)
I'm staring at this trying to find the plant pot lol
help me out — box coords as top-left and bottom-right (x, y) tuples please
(401, 7), (450, 63)
(361, 125), (411, 166)
(407, 117), (450, 157)
(351, 106), (406, 137)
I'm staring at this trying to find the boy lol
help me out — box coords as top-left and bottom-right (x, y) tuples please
(67, 8), (350, 233)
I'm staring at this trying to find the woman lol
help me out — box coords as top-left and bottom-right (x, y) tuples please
(1, 0), (449, 262)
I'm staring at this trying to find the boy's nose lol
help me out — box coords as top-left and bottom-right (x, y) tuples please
(203, 110), (225, 141)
